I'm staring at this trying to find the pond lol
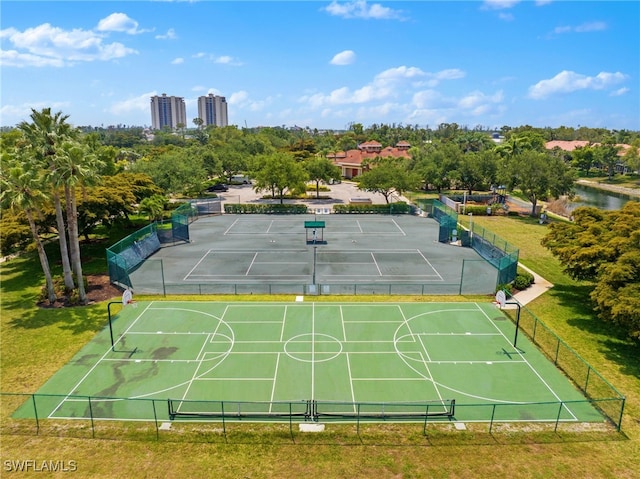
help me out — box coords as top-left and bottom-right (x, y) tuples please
(570, 183), (639, 211)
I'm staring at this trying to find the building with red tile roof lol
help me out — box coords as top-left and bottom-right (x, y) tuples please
(327, 141), (412, 179)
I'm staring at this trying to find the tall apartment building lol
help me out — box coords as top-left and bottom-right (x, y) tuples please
(197, 94), (228, 127)
(150, 94), (187, 130)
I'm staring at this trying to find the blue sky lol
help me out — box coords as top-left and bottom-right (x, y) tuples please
(1, 1), (638, 130)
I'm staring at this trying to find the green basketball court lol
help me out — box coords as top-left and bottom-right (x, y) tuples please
(14, 301), (604, 425)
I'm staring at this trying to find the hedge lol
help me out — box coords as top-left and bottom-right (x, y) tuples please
(333, 202), (410, 214)
(224, 203), (308, 214)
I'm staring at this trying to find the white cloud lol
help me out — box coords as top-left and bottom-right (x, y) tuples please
(0, 101), (71, 125)
(330, 50), (356, 66)
(0, 22), (137, 67)
(156, 28), (177, 40)
(324, 1), (405, 20)
(482, 0), (520, 10)
(110, 91), (157, 115)
(299, 66), (466, 111)
(171, 57), (184, 65)
(528, 70), (628, 99)
(96, 13), (148, 35)
(192, 52), (242, 66)
(553, 21), (607, 35)
(498, 13), (514, 21)
(610, 87), (629, 97)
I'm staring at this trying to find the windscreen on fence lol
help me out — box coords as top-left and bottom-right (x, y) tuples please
(106, 223), (161, 288)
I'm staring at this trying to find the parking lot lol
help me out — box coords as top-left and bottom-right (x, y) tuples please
(216, 180), (406, 209)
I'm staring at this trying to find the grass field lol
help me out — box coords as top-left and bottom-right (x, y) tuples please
(1, 215), (639, 478)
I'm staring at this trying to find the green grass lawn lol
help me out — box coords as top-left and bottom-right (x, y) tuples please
(1, 216), (639, 478)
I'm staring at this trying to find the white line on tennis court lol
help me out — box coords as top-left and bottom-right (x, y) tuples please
(475, 303), (579, 420)
(246, 252), (259, 275)
(416, 249), (443, 281)
(370, 252), (383, 276)
(356, 220), (363, 233)
(223, 217), (241, 235)
(340, 306), (347, 341)
(183, 249), (214, 281)
(266, 219), (274, 234)
(391, 218), (406, 236)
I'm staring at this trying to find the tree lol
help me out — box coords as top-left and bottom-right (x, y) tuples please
(55, 141), (102, 303)
(139, 195), (168, 222)
(506, 150), (575, 216)
(571, 146), (596, 176)
(17, 108), (77, 292)
(251, 152), (307, 203)
(542, 203), (640, 341)
(304, 158), (341, 199)
(0, 154), (57, 304)
(593, 140), (620, 180)
(357, 158), (420, 203)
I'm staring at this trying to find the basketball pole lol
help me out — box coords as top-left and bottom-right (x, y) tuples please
(107, 301), (120, 351)
(506, 301), (522, 348)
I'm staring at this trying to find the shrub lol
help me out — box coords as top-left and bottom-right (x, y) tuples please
(513, 270), (535, 290)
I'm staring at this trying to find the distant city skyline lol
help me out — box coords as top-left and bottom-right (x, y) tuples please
(1, 1), (638, 130)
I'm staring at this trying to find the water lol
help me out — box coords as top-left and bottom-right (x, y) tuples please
(570, 183), (639, 211)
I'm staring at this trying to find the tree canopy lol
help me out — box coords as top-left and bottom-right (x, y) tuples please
(542, 202), (640, 341)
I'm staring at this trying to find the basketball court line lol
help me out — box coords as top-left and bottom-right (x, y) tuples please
(44, 303), (586, 422)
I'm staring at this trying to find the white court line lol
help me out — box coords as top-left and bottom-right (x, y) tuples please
(48, 302), (153, 418)
(266, 219), (275, 234)
(356, 220), (363, 233)
(416, 249), (444, 281)
(311, 303), (316, 399)
(280, 306), (288, 342)
(370, 252), (383, 276)
(346, 353), (356, 412)
(183, 249), (213, 281)
(475, 303), (578, 421)
(223, 217), (241, 235)
(391, 218), (407, 236)
(340, 306), (347, 341)
(269, 353), (281, 412)
(245, 252), (259, 276)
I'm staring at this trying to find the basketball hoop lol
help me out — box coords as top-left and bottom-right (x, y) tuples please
(495, 290), (506, 309)
(122, 289), (136, 308)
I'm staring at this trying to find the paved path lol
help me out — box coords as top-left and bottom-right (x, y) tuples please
(510, 263), (553, 306)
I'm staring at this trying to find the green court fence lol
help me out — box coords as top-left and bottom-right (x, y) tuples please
(107, 207), (194, 288)
(127, 259), (496, 296)
(1, 392), (622, 442)
(418, 199), (519, 286)
(501, 291), (625, 431)
(106, 223), (160, 289)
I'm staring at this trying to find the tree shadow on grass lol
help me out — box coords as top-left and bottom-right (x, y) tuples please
(550, 283), (640, 381)
(7, 302), (106, 336)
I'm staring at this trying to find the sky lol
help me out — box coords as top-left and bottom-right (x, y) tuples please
(1, 0), (638, 131)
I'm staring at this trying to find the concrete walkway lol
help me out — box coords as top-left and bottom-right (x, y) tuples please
(510, 263), (553, 306)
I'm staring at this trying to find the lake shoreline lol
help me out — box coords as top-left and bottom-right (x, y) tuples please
(576, 179), (640, 198)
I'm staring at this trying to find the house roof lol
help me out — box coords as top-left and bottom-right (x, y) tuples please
(545, 140), (632, 156)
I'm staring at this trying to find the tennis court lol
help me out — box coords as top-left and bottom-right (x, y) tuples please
(14, 301), (603, 425)
(128, 215), (499, 295)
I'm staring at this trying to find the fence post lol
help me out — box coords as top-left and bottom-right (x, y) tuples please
(489, 404), (496, 434)
(88, 396), (95, 439)
(152, 399), (159, 441)
(31, 394), (40, 435)
(555, 402), (564, 432)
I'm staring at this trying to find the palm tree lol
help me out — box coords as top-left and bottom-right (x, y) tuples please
(55, 141), (102, 304)
(0, 152), (57, 304)
(18, 108), (77, 292)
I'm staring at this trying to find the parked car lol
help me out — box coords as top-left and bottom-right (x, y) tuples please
(207, 184), (228, 192)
